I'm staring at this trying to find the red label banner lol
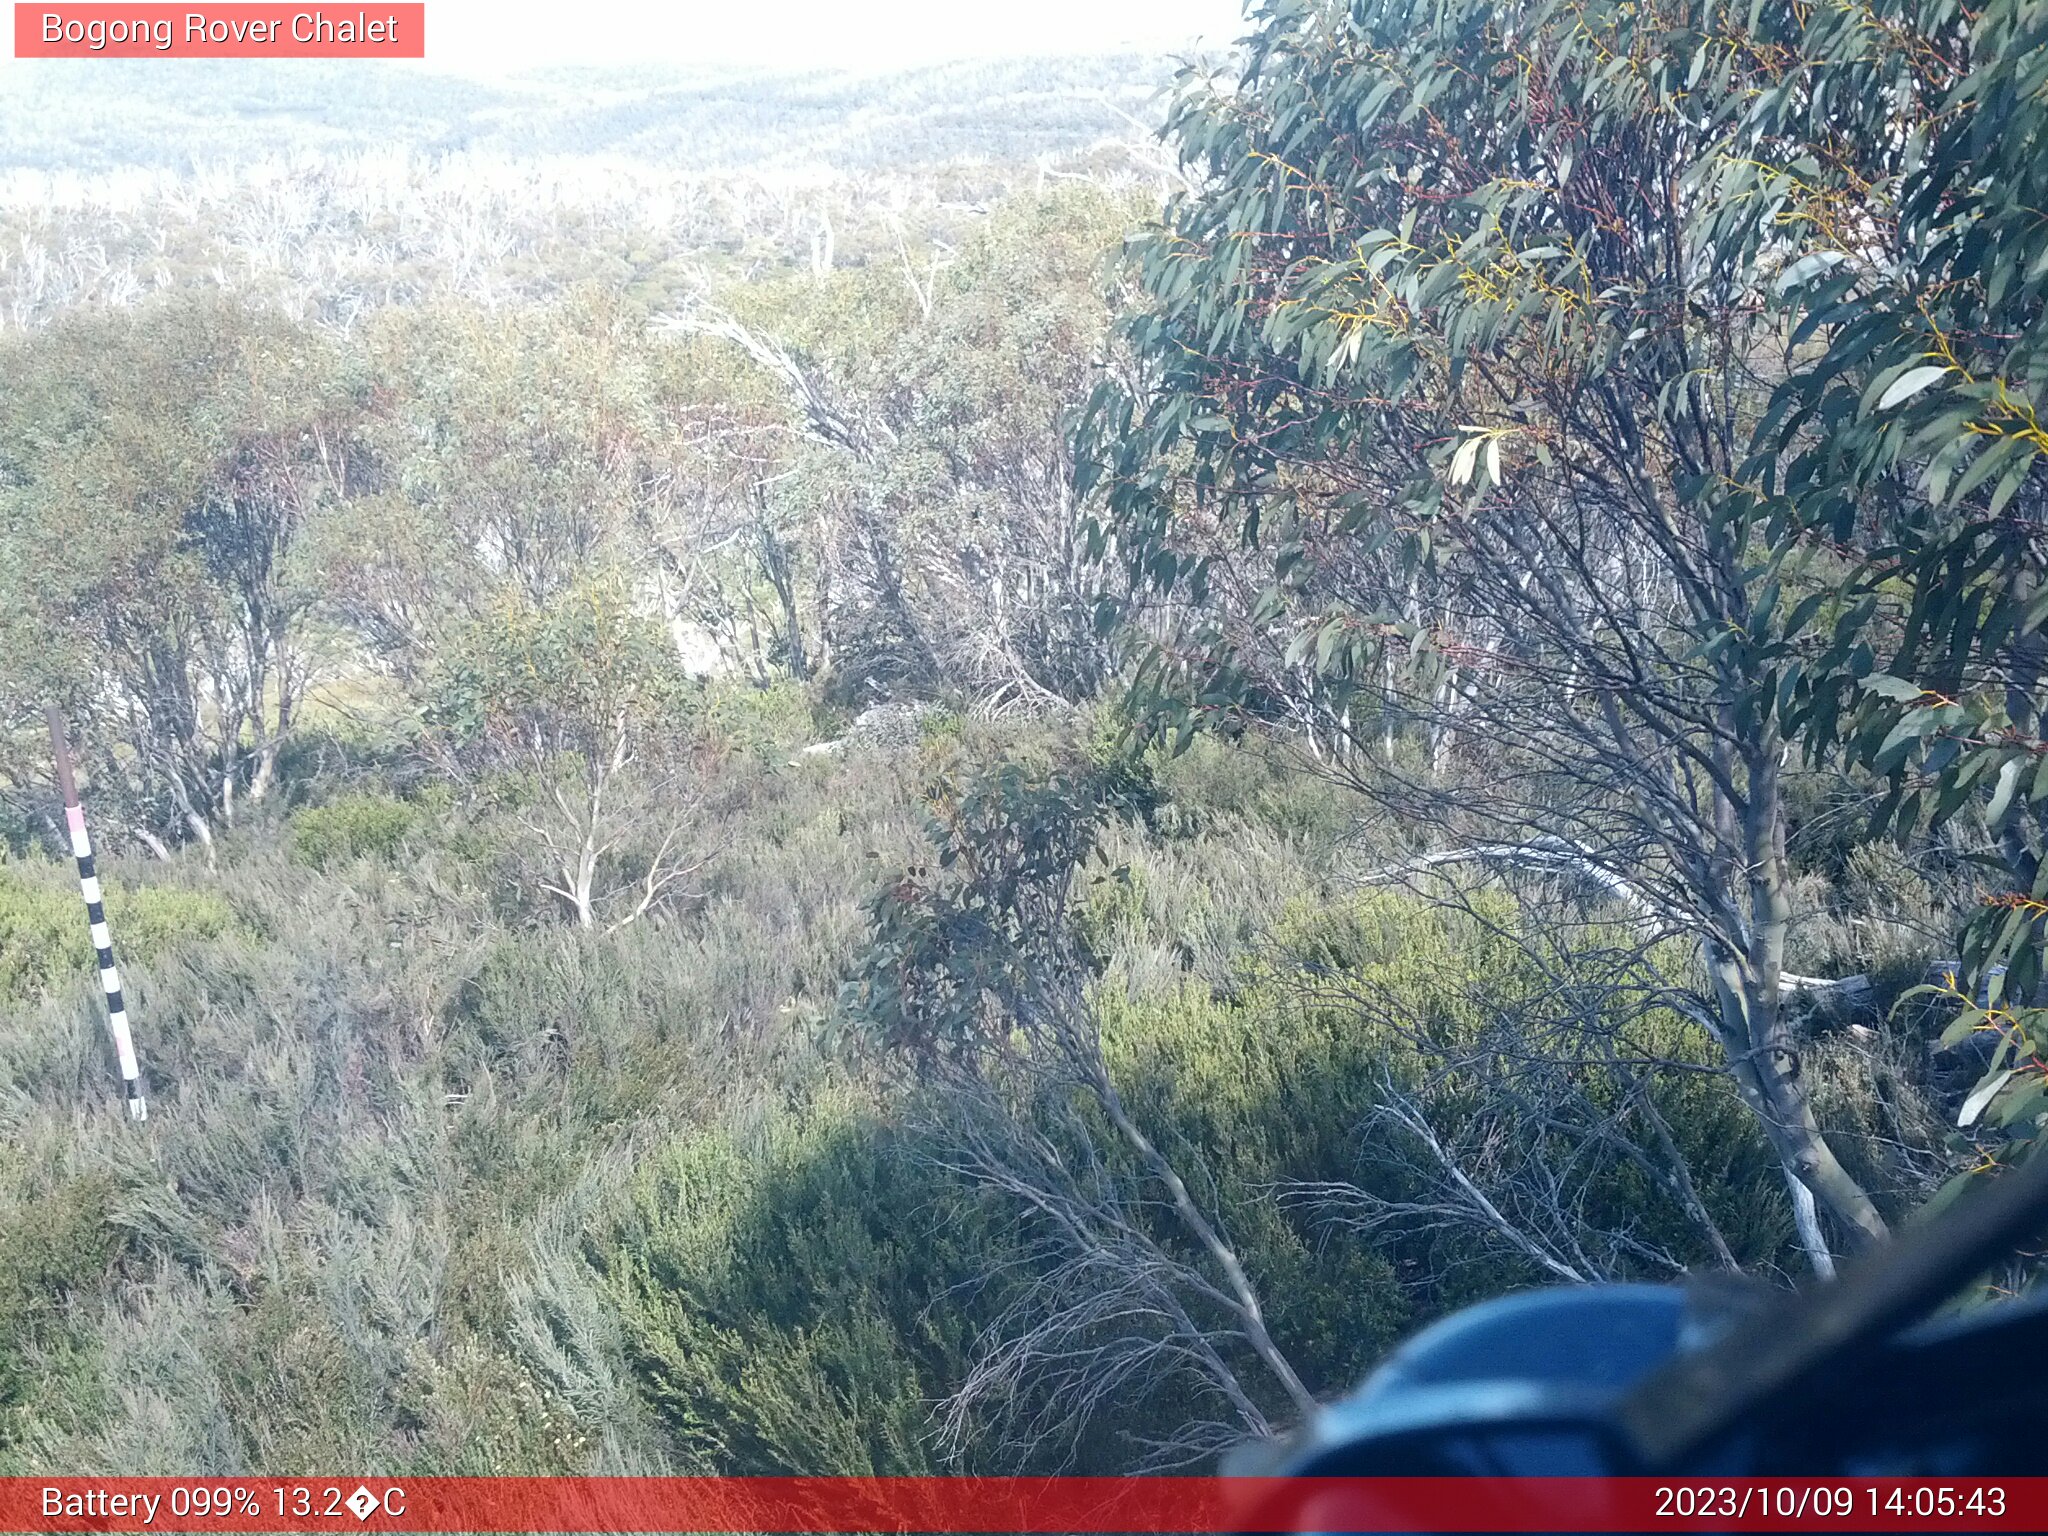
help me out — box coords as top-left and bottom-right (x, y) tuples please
(1, 1476), (2041, 1532)
(14, 5), (425, 58)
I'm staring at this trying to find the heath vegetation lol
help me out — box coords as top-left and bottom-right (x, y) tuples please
(5, 0), (2048, 1477)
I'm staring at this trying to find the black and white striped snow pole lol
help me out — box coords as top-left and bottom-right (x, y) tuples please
(47, 707), (147, 1122)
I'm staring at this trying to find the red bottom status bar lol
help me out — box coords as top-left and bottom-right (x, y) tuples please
(5, 1476), (2041, 1533)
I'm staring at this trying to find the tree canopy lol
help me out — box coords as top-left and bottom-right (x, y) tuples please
(1078, 0), (2048, 1256)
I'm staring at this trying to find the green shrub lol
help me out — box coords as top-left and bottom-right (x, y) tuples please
(916, 708), (964, 743)
(1231, 892), (1792, 1292)
(1149, 732), (1354, 847)
(0, 868), (239, 1005)
(1097, 981), (1413, 1393)
(395, 1339), (593, 1474)
(1074, 863), (1147, 962)
(703, 680), (818, 760)
(115, 886), (242, 961)
(288, 794), (418, 870)
(600, 1095), (998, 1474)
(241, 1301), (382, 1463)
(0, 1173), (122, 1439)
(0, 875), (72, 1005)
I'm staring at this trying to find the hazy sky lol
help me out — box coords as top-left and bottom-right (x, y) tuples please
(427, 1), (1250, 74)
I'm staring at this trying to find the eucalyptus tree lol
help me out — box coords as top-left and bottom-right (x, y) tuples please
(1078, 0), (1909, 1269)
(657, 190), (1131, 711)
(1747, 0), (2048, 1161)
(0, 296), (373, 855)
(423, 575), (709, 931)
(365, 295), (661, 619)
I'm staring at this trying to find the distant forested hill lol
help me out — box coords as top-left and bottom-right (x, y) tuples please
(0, 53), (1186, 173)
